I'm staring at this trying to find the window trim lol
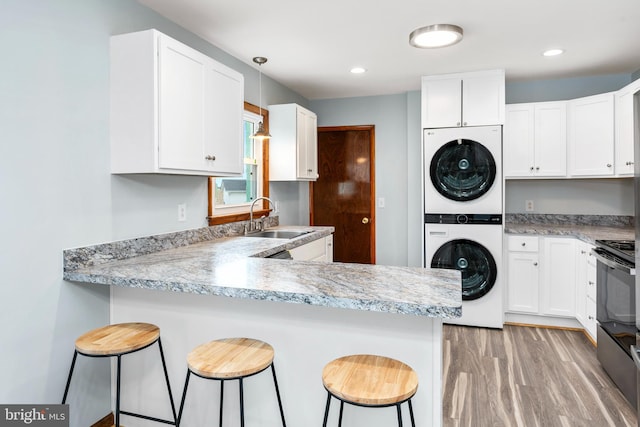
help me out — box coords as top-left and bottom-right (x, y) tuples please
(207, 102), (270, 226)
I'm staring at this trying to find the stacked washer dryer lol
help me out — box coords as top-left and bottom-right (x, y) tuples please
(423, 123), (504, 329)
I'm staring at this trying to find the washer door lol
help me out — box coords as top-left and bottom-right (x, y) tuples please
(431, 239), (497, 301)
(429, 138), (496, 202)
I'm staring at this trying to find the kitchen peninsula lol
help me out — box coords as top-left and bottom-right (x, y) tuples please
(63, 222), (461, 427)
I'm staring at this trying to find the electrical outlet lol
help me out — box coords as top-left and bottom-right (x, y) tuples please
(274, 200), (280, 213)
(525, 200), (534, 212)
(178, 203), (187, 221)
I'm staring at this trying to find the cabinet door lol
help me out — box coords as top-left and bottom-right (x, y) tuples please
(158, 35), (208, 172)
(462, 72), (505, 126)
(296, 108), (318, 179)
(568, 93), (615, 176)
(421, 77), (462, 128)
(205, 63), (244, 175)
(534, 102), (567, 177)
(615, 80), (640, 176)
(504, 104), (535, 177)
(507, 251), (540, 313)
(540, 238), (576, 317)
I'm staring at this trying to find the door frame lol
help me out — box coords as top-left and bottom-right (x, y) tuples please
(310, 125), (376, 264)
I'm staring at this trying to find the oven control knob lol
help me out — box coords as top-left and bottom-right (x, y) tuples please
(456, 214), (468, 224)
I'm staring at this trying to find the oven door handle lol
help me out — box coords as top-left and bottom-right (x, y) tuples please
(630, 345), (640, 370)
(592, 249), (636, 275)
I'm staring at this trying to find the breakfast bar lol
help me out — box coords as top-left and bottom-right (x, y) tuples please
(63, 222), (461, 427)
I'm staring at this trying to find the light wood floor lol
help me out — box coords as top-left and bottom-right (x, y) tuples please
(443, 324), (637, 427)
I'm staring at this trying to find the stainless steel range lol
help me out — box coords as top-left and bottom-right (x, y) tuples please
(593, 239), (636, 409)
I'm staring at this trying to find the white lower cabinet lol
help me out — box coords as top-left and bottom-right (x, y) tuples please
(507, 236), (576, 317)
(507, 236), (540, 313)
(290, 235), (333, 262)
(575, 240), (597, 342)
(508, 234), (597, 342)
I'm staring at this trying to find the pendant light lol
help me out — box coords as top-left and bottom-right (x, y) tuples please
(251, 56), (271, 140)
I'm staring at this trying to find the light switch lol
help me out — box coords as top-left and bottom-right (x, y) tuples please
(378, 197), (385, 208)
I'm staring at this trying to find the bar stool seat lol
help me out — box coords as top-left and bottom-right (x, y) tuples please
(322, 354), (418, 426)
(62, 322), (177, 427)
(178, 337), (286, 426)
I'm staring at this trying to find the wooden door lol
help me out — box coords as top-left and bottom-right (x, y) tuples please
(311, 126), (375, 264)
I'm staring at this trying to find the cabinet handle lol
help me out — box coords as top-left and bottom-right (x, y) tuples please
(535, 166), (540, 171)
(530, 167), (534, 172)
(606, 163), (612, 168)
(581, 250), (586, 254)
(205, 155), (216, 161)
(463, 122), (467, 126)
(533, 262), (538, 266)
(627, 161), (635, 166)
(521, 242), (526, 247)
(588, 281), (594, 286)
(588, 315), (594, 320)
(456, 122), (461, 127)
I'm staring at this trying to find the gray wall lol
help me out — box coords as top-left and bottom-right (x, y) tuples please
(310, 94), (411, 267)
(0, 1), (305, 425)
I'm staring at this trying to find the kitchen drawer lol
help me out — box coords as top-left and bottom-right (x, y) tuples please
(507, 235), (539, 252)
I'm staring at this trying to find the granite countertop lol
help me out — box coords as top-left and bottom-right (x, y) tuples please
(63, 221), (461, 319)
(504, 214), (634, 244)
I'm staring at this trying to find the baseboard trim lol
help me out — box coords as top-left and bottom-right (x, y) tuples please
(91, 413), (113, 427)
(504, 321), (597, 348)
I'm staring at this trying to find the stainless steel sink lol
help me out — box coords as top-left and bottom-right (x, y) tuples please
(244, 230), (311, 239)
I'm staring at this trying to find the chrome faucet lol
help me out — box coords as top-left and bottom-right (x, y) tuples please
(248, 197), (276, 233)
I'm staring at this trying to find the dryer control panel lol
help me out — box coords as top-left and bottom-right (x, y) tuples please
(424, 213), (502, 224)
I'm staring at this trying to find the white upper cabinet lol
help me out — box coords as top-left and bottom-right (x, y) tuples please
(421, 69), (505, 128)
(110, 29), (244, 176)
(567, 92), (615, 177)
(615, 78), (640, 176)
(504, 102), (567, 178)
(269, 103), (318, 181)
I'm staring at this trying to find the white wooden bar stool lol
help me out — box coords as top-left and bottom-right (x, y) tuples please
(322, 354), (418, 427)
(62, 322), (177, 426)
(177, 337), (286, 427)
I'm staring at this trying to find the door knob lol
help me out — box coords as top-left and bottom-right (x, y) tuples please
(362, 217), (370, 224)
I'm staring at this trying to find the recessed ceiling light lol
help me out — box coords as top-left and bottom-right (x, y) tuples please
(409, 24), (463, 48)
(543, 48), (564, 57)
(350, 67), (367, 74)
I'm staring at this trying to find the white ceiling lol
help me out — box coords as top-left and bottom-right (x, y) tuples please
(138, 0), (640, 100)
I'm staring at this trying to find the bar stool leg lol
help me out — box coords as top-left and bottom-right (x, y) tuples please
(270, 363), (287, 427)
(62, 351), (78, 404)
(322, 392), (332, 427)
(177, 370), (191, 427)
(239, 378), (245, 427)
(115, 355), (122, 427)
(219, 380), (224, 427)
(338, 401), (344, 427)
(157, 338), (178, 424)
(408, 400), (416, 427)
(396, 404), (403, 427)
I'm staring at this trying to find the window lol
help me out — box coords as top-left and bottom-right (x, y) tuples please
(207, 102), (270, 225)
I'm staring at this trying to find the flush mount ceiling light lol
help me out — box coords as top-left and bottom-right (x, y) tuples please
(543, 48), (565, 57)
(350, 67), (367, 74)
(409, 24), (463, 48)
(250, 56), (271, 140)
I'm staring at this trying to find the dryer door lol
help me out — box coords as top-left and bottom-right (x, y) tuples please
(429, 138), (497, 202)
(431, 238), (497, 300)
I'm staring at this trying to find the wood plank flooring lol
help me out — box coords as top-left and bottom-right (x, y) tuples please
(443, 324), (637, 427)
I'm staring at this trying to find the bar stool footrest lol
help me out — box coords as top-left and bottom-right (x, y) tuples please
(119, 410), (177, 425)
